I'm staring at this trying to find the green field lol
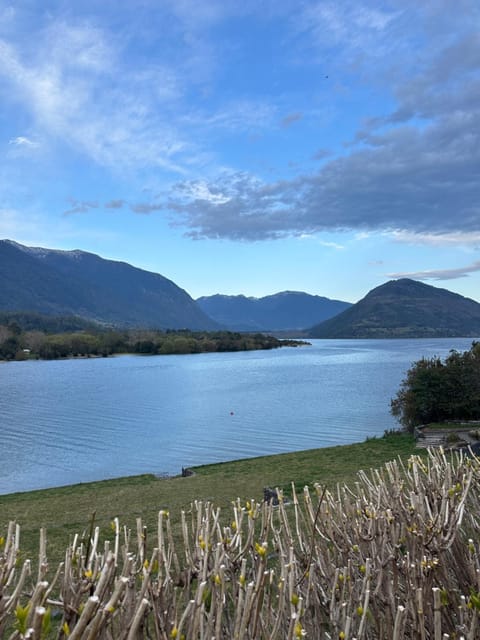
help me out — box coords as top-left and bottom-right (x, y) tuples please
(0, 432), (419, 564)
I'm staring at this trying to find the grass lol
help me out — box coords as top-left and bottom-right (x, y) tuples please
(0, 432), (419, 565)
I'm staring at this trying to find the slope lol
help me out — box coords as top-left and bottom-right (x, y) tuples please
(308, 278), (480, 338)
(197, 291), (351, 331)
(0, 240), (217, 330)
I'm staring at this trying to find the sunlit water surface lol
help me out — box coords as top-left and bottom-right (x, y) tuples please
(0, 338), (476, 494)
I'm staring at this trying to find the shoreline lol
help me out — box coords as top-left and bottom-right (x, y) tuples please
(3, 420), (476, 499)
(0, 430), (410, 499)
(0, 431), (420, 565)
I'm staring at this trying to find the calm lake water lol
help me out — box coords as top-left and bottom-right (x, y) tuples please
(0, 337), (476, 494)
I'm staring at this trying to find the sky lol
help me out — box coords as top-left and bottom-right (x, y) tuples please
(0, 0), (479, 303)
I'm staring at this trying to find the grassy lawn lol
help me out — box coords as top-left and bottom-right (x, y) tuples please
(0, 432), (419, 565)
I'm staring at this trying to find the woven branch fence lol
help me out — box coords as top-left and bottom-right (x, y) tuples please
(2, 448), (480, 639)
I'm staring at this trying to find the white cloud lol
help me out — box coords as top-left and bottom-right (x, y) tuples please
(389, 231), (480, 247)
(44, 21), (115, 73)
(317, 239), (345, 250)
(294, 0), (400, 64)
(155, 1), (480, 241)
(9, 136), (38, 148)
(160, 102), (480, 240)
(0, 19), (194, 175)
(387, 261), (480, 281)
(298, 234), (344, 249)
(355, 7), (398, 31)
(185, 181), (231, 204)
(180, 100), (277, 135)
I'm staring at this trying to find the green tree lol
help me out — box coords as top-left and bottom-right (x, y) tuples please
(0, 336), (20, 360)
(391, 342), (480, 431)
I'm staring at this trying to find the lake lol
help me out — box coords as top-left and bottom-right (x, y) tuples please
(0, 337), (476, 495)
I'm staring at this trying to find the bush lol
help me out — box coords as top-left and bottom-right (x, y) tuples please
(391, 341), (480, 431)
(2, 451), (480, 638)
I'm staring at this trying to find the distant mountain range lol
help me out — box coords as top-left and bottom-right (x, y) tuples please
(196, 292), (351, 331)
(308, 278), (480, 338)
(0, 240), (217, 330)
(2, 240), (480, 337)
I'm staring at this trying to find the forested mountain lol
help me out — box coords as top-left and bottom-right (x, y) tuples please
(0, 240), (217, 330)
(196, 291), (351, 331)
(5, 240), (478, 338)
(308, 278), (480, 338)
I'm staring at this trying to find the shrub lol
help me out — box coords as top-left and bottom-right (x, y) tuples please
(391, 341), (480, 431)
(2, 450), (480, 638)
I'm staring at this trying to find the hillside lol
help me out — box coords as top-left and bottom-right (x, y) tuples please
(0, 240), (217, 330)
(0, 310), (102, 333)
(308, 278), (480, 338)
(196, 291), (351, 331)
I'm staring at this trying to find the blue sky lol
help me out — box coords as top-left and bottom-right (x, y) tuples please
(1, 1), (479, 303)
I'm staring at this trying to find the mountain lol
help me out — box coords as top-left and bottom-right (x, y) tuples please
(308, 278), (480, 338)
(0, 240), (218, 330)
(196, 291), (352, 331)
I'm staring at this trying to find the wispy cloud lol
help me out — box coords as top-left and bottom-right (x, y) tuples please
(387, 261), (480, 282)
(181, 100), (277, 134)
(299, 234), (344, 249)
(389, 231), (480, 247)
(0, 19), (194, 176)
(130, 203), (164, 214)
(63, 200), (99, 217)
(7, 135), (40, 158)
(294, 1), (399, 65)
(280, 112), (303, 128)
(105, 200), (125, 210)
(9, 136), (38, 148)
(311, 148), (332, 161)
(318, 239), (345, 250)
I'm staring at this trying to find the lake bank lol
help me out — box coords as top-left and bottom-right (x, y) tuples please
(0, 431), (420, 562)
(2, 434), (475, 640)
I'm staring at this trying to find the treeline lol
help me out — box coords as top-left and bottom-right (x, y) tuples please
(0, 323), (305, 361)
(391, 341), (480, 430)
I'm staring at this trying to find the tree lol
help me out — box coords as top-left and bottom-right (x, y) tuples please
(0, 336), (20, 360)
(23, 330), (47, 352)
(391, 342), (480, 431)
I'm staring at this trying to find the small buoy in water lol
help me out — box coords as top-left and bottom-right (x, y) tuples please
(230, 411), (234, 415)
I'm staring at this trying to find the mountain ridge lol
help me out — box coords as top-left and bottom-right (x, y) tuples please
(196, 291), (352, 331)
(308, 278), (480, 338)
(0, 240), (218, 330)
(3, 240), (480, 337)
